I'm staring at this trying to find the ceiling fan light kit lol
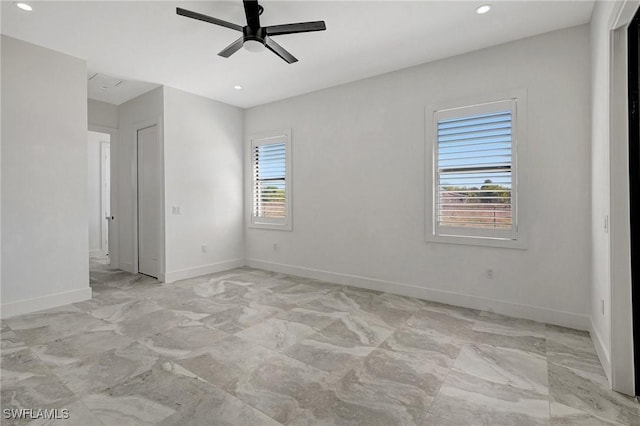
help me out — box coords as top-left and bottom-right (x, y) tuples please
(176, 0), (326, 64)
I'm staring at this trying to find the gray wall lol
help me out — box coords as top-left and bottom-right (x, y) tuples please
(116, 87), (164, 275)
(245, 25), (591, 329)
(88, 99), (118, 129)
(163, 87), (244, 281)
(1, 35), (90, 317)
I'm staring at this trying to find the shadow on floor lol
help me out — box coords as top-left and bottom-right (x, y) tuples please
(89, 256), (159, 289)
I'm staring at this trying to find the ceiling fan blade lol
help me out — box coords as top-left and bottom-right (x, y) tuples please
(243, 0), (261, 29)
(218, 37), (245, 58)
(264, 37), (298, 64)
(176, 8), (243, 32)
(265, 21), (326, 37)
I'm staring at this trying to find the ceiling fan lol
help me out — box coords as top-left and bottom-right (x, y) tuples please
(176, 1), (326, 64)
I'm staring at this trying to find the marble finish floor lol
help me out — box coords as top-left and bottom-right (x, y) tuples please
(1, 263), (639, 425)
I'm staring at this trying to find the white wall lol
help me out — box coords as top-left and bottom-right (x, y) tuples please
(87, 131), (110, 256)
(163, 87), (244, 282)
(245, 25), (591, 329)
(116, 87), (164, 275)
(1, 5), (3, 303)
(1, 36), (91, 317)
(88, 99), (118, 129)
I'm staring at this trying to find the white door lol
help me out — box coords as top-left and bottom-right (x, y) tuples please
(137, 125), (159, 278)
(101, 142), (111, 256)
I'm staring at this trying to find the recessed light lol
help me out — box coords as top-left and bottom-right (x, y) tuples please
(476, 4), (491, 14)
(15, 2), (33, 11)
(233, 85), (243, 90)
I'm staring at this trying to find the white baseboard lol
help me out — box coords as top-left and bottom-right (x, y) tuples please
(247, 259), (590, 331)
(164, 259), (245, 283)
(89, 249), (102, 257)
(1, 287), (92, 319)
(590, 317), (612, 385)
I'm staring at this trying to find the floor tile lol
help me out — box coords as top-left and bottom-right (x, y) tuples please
(172, 297), (237, 315)
(548, 362), (640, 425)
(5, 307), (111, 346)
(25, 399), (104, 426)
(363, 347), (451, 397)
(421, 413), (459, 425)
(284, 335), (376, 375)
(1, 350), (76, 425)
(87, 299), (164, 323)
(31, 329), (134, 367)
(50, 342), (159, 395)
(81, 392), (176, 425)
(549, 401), (625, 425)
(1, 349), (52, 388)
(275, 306), (346, 331)
(3, 264), (637, 425)
(233, 352), (391, 425)
(329, 347), (451, 426)
(546, 325), (604, 378)
(235, 317), (317, 352)
(469, 311), (546, 355)
(298, 290), (368, 314)
(311, 311), (396, 347)
(428, 344), (550, 426)
(380, 325), (462, 361)
(453, 344), (548, 395)
(428, 369), (550, 426)
(139, 324), (228, 359)
(175, 335), (281, 392)
(406, 304), (478, 343)
(1, 329), (29, 356)
(115, 309), (201, 340)
(83, 360), (268, 426)
(200, 304), (281, 333)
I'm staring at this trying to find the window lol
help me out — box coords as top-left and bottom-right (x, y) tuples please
(249, 129), (292, 230)
(428, 96), (524, 246)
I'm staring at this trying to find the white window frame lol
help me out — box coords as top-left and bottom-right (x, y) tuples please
(248, 129), (292, 231)
(426, 90), (527, 249)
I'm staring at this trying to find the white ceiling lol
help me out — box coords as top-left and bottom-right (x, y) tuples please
(2, 1), (594, 108)
(87, 71), (161, 105)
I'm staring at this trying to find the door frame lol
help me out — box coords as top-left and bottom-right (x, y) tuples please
(609, 0), (640, 396)
(628, 10), (640, 395)
(89, 124), (119, 268)
(132, 117), (165, 281)
(100, 140), (111, 256)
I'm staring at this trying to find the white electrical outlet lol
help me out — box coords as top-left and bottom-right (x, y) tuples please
(486, 268), (494, 279)
(201, 244), (207, 253)
(172, 206), (182, 215)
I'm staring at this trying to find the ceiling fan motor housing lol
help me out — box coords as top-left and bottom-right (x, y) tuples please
(244, 26), (266, 45)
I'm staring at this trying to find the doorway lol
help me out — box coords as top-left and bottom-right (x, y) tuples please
(628, 8), (640, 397)
(87, 130), (111, 259)
(137, 125), (160, 278)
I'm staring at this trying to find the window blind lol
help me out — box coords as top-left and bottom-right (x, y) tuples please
(253, 142), (286, 219)
(436, 110), (513, 230)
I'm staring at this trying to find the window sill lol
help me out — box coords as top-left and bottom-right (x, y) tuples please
(426, 233), (527, 250)
(248, 222), (292, 231)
